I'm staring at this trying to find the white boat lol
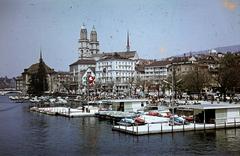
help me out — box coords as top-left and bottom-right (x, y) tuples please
(138, 115), (170, 124)
(117, 118), (135, 126)
(30, 96), (40, 103)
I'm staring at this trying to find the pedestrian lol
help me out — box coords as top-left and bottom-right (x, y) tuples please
(68, 107), (70, 115)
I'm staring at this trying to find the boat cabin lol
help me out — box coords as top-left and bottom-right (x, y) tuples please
(178, 104), (240, 124)
(101, 99), (149, 112)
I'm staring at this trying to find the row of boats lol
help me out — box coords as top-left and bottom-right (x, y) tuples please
(9, 95), (70, 104)
(97, 109), (193, 126)
(117, 114), (193, 126)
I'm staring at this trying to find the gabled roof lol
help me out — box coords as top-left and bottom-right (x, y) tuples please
(69, 59), (96, 66)
(89, 67), (95, 73)
(81, 67), (96, 77)
(197, 55), (219, 64)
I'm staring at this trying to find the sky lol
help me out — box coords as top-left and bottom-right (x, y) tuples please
(0, 0), (240, 77)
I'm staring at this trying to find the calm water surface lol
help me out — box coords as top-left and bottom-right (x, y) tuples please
(0, 95), (240, 156)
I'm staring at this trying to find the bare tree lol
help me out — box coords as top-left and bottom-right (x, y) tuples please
(182, 64), (211, 100)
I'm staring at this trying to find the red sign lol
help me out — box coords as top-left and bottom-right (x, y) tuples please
(88, 75), (95, 84)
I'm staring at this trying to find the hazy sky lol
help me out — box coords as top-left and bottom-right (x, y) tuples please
(0, 0), (240, 77)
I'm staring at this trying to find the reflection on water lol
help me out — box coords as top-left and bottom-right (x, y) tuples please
(0, 95), (240, 155)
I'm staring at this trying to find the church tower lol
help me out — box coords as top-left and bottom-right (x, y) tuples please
(78, 24), (90, 59)
(78, 24), (100, 59)
(89, 25), (99, 55)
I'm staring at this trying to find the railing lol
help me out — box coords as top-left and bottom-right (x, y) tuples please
(112, 117), (240, 135)
(214, 117), (240, 129)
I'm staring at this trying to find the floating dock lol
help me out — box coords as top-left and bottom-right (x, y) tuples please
(30, 107), (96, 117)
(112, 122), (240, 135)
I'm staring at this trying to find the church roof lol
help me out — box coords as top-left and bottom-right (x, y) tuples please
(103, 51), (137, 59)
(92, 51), (137, 60)
(100, 52), (130, 61)
(23, 62), (54, 75)
(69, 59), (96, 66)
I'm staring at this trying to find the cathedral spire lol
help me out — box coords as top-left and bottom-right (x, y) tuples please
(126, 31), (130, 52)
(39, 48), (43, 63)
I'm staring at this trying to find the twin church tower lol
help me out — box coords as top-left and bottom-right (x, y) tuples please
(78, 24), (99, 59)
(78, 24), (131, 59)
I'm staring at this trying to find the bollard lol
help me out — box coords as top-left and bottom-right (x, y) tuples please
(161, 123), (162, 133)
(225, 121), (227, 129)
(194, 121), (196, 131)
(215, 120), (216, 129)
(234, 118), (236, 128)
(183, 121), (185, 132)
(137, 124), (138, 135)
(148, 124), (149, 135)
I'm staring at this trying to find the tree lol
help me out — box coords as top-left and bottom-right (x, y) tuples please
(128, 77), (135, 97)
(27, 56), (48, 96)
(165, 66), (183, 99)
(182, 64), (211, 100)
(27, 73), (38, 95)
(217, 53), (240, 101)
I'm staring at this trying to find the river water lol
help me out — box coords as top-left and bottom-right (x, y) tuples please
(0, 95), (240, 156)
